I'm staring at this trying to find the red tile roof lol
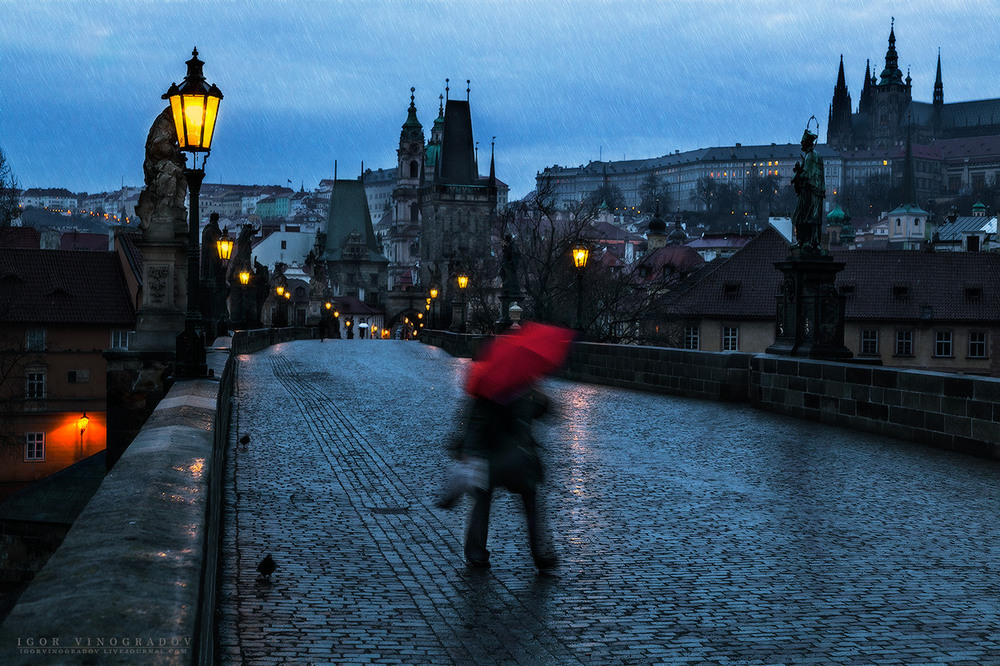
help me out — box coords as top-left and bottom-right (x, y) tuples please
(1, 227), (41, 249)
(0, 249), (135, 325)
(59, 231), (107, 252)
(662, 228), (1000, 323)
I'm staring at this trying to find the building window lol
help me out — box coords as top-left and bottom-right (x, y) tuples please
(683, 326), (700, 350)
(969, 331), (988, 358)
(26, 328), (45, 351)
(934, 331), (953, 358)
(280, 240), (287, 250)
(895, 330), (913, 357)
(25, 432), (45, 461)
(722, 326), (739, 351)
(25, 370), (45, 399)
(110, 330), (131, 349)
(860, 330), (879, 356)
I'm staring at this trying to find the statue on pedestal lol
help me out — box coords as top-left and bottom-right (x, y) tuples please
(791, 118), (824, 253)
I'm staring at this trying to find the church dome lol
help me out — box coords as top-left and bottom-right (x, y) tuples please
(827, 205), (847, 225)
(648, 212), (666, 234)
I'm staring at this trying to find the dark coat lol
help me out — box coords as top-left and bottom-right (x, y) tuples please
(458, 390), (549, 491)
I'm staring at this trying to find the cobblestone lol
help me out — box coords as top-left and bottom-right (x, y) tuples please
(217, 339), (1000, 664)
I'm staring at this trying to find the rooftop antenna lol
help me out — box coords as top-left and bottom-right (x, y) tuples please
(466, 79), (470, 101)
(445, 78), (449, 101)
(360, 161), (364, 180)
(334, 160), (337, 181)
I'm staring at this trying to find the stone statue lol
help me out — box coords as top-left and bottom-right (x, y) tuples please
(499, 233), (521, 296)
(791, 122), (825, 252)
(201, 212), (222, 281)
(135, 107), (187, 235)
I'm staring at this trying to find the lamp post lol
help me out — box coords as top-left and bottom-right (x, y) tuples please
(457, 273), (469, 333)
(165, 47), (223, 377)
(216, 226), (233, 334)
(572, 243), (590, 332)
(237, 269), (250, 329)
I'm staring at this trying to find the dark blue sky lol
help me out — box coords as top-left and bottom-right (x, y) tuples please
(2, 1), (998, 200)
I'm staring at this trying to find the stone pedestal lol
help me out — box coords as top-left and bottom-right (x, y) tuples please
(766, 253), (852, 360)
(104, 351), (173, 470)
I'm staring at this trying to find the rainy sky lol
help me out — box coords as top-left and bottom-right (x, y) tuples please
(2, 1), (998, 200)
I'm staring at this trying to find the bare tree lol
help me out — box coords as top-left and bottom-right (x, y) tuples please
(0, 147), (21, 245)
(741, 173), (781, 224)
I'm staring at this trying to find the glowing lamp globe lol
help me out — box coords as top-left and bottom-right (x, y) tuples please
(239, 270), (250, 285)
(216, 227), (233, 261)
(572, 244), (590, 269)
(163, 48), (223, 152)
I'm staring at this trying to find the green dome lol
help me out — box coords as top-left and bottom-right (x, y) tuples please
(973, 200), (987, 213)
(827, 205), (847, 224)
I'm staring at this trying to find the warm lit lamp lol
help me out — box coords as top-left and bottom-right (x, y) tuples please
(572, 243), (590, 332)
(457, 274), (469, 289)
(284, 291), (290, 300)
(238, 270), (250, 285)
(78, 412), (90, 435)
(276, 285), (285, 296)
(429, 288), (439, 299)
(456, 273), (469, 333)
(165, 47), (223, 378)
(164, 48), (223, 153)
(325, 302), (332, 310)
(216, 227), (233, 262)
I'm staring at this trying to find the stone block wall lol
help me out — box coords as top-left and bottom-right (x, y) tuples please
(751, 355), (1000, 460)
(562, 343), (752, 402)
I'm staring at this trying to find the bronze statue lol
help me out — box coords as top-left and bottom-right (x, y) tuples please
(791, 120), (825, 252)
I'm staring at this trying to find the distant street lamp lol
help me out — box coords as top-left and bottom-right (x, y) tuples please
(457, 273), (469, 333)
(429, 285), (439, 329)
(572, 243), (590, 332)
(216, 227), (233, 263)
(165, 47), (223, 378)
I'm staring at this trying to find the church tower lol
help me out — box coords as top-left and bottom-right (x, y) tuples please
(869, 19), (912, 148)
(827, 55), (854, 149)
(387, 87), (424, 289)
(418, 81), (498, 309)
(858, 59), (874, 115)
(933, 49), (944, 134)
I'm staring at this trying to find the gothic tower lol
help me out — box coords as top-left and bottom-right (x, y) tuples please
(418, 83), (498, 304)
(388, 87), (424, 289)
(869, 19), (912, 148)
(827, 55), (853, 149)
(933, 48), (944, 134)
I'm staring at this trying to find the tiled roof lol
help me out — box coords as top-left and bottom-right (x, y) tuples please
(662, 228), (1000, 323)
(934, 216), (996, 242)
(60, 231), (107, 251)
(1, 226), (40, 249)
(635, 245), (705, 283)
(0, 249), (135, 325)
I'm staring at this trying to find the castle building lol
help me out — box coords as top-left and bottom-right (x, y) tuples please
(828, 20), (1000, 151)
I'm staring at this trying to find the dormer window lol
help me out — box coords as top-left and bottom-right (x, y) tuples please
(892, 285), (909, 300)
(965, 286), (983, 303)
(723, 282), (741, 298)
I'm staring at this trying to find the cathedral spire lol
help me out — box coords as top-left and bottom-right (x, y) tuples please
(859, 58), (873, 114)
(933, 48), (944, 107)
(879, 17), (904, 86)
(489, 137), (496, 186)
(828, 55), (853, 148)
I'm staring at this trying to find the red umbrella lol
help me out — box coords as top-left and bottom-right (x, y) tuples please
(466, 322), (576, 404)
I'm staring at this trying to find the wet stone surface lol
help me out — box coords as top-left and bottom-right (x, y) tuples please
(217, 339), (1000, 665)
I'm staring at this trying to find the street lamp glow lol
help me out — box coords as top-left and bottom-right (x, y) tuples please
(77, 412), (90, 435)
(457, 274), (469, 289)
(216, 227), (233, 262)
(164, 48), (223, 152)
(276, 286), (285, 296)
(572, 244), (590, 269)
(238, 270), (250, 285)
(429, 288), (439, 299)
(325, 302), (332, 310)
(284, 291), (291, 300)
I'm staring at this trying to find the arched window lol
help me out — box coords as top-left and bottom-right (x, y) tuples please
(409, 160), (419, 178)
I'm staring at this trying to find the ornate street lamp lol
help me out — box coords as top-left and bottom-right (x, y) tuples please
(165, 47), (223, 377)
(216, 227), (233, 263)
(429, 285), (439, 329)
(457, 273), (469, 333)
(572, 243), (590, 332)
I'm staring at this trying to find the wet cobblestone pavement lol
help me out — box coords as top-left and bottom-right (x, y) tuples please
(217, 339), (1000, 665)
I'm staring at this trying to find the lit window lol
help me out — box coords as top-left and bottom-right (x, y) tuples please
(25, 432), (45, 461)
(969, 331), (988, 358)
(860, 330), (879, 356)
(26, 328), (45, 351)
(684, 326), (700, 350)
(935, 331), (953, 358)
(895, 330), (913, 357)
(722, 326), (739, 352)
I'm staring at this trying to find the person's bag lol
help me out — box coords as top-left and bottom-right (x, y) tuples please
(436, 457), (488, 509)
